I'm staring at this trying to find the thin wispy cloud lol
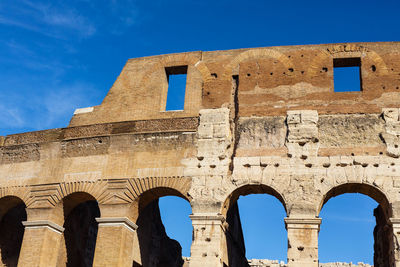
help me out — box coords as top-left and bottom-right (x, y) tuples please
(0, 105), (25, 128)
(0, 0), (96, 39)
(4, 40), (36, 56)
(0, 0), (142, 136)
(0, 82), (101, 134)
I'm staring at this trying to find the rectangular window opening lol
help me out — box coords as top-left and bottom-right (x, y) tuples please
(333, 57), (362, 92)
(165, 65), (187, 111)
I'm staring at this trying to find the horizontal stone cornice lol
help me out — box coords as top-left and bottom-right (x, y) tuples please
(22, 220), (64, 234)
(96, 217), (138, 232)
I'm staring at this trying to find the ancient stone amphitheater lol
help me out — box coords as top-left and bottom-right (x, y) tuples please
(0, 42), (399, 267)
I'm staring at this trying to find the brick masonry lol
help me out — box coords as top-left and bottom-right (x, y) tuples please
(0, 42), (400, 266)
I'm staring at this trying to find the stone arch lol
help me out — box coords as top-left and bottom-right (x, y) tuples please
(317, 182), (391, 218)
(127, 177), (192, 222)
(365, 50), (389, 75)
(55, 181), (108, 208)
(0, 195), (26, 219)
(58, 191), (101, 267)
(0, 195), (27, 267)
(137, 186), (190, 214)
(221, 184), (288, 217)
(222, 48), (293, 79)
(307, 47), (389, 78)
(318, 182), (394, 266)
(0, 187), (31, 208)
(61, 191), (100, 218)
(306, 50), (331, 78)
(124, 177), (192, 207)
(220, 184), (288, 266)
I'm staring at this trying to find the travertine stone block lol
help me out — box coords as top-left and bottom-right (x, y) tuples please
(285, 217), (321, 267)
(189, 214), (226, 267)
(286, 110), (319, 158)
(382, 108), (400, 158)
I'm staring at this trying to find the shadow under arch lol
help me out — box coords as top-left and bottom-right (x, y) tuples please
(134, 187), (192, 267)
(58, 192), (100, 267)
(221, 184), (288, 267)
(318, 183), (394, 267)
(0, 196), (27, 267)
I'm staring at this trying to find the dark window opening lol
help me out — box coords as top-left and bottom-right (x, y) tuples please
(165, 66), (187, 111)
(333, 57), (362, 92)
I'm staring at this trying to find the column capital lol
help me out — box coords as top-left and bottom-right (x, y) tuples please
(189, 213), (225, 224)
(96, 217), (138, 232)
(284, 217), (322, 230)
(22, 220), (64, 234)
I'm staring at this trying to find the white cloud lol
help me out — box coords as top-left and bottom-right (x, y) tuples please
(0, 0), (144, 40)
(0, 105), (25, 128)
(41, 8), (96, 37)
(0, 82), (102, 134)
(38, 83), (98, 129)
(0, 0), (96, 39)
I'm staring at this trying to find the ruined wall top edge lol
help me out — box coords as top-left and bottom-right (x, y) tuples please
(65, 42), (400, 127)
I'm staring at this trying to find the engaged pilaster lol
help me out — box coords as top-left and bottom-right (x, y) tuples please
(285, 217), (321, 267)
(93, 217), (138, 267)
(18, 220), (64, 267)
(189, 213), (226, 267)
(183, 107), (232, 177)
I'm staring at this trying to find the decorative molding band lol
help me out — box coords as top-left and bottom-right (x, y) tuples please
(96, 217), (138, 232)
(284, 217), (322, 230)
(22, 220), (64, 234)
(389, 218), (400, 226)
(189, 213), (225, 224)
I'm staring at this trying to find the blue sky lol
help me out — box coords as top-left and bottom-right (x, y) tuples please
(1, 0), (399, 264)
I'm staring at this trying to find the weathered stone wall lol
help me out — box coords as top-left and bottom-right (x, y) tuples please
(0, 42), (400, 267)
(67, 42), (400, 126)
(248, 259), (286, 267)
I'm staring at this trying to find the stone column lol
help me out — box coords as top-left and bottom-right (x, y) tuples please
(390, 218), (400, 267)
(189, 213), (226, 267)
(92, 217), (138, 267)
(285, 217), (321, 267)
(18, 220), (64, 267)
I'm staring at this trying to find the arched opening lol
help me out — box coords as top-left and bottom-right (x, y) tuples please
(57, 192), (100, 267)
(0, 196), (26, 267)
(318, 183), (393, 267)
(222, 185), (287, 267)
(135, 187), (192, 267)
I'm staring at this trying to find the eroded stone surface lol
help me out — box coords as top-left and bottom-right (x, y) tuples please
(1, 42), (400, 267)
